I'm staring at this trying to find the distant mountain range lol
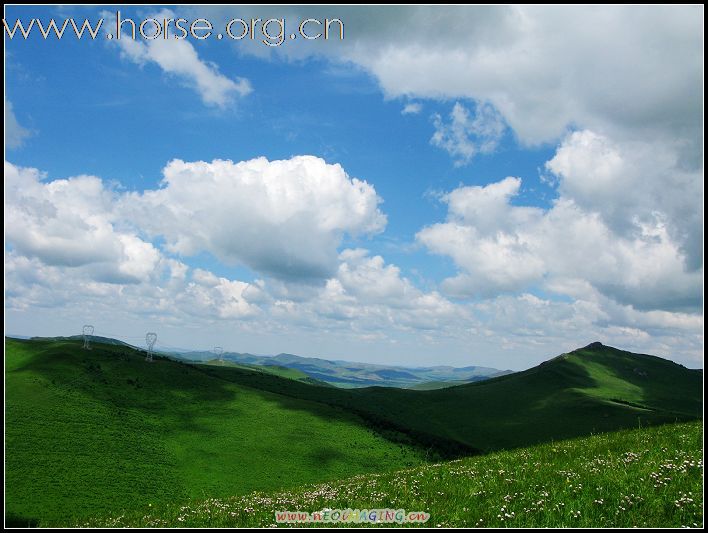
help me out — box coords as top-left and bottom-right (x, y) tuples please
(172, 349), (513, 388)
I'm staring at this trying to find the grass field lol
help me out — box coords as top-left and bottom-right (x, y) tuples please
(4, 337), (703, 527)
(79, 421), (703, 528)
(4, 338), (426, 526)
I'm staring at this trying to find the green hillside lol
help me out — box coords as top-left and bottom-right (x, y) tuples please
(4, 338), (426, 526)
(82, 420), (703, 528)
(196, 342), (702, 452)
(4, 338), (702, 527)
(407, 380), (471, 390)
(199, 359), (332, 386)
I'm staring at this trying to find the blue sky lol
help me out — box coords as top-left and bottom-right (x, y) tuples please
(5, 6), (703, 369)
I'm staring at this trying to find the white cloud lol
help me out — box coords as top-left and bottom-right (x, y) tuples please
(179, 268), (262, 319)
(546, 130), (703, 270)
(5, 162), (160, 284)
(110, 9), (251, 108)
(6, 245), (702, 368)
(417, 177), (545, 296)
(5, 157), (386, 286)
(430, 102), (505, 166)
(468, 291), (703, 367)
(352, 7), (701, 154)
(401, 102), (422, 115)
(417, 131), (703, 312)
(5, 100), (31, 149)
(4, 251), (260, 324)
(337, 248), (414, 305)
(268, 248), (464, 334)
(4, 236), (466, 357)
(120, 156), (386, 281)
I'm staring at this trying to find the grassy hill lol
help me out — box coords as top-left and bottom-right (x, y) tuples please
(80, 420), (703, 528)
(196, 342), (702, 453)
(4, 338), (427, 526)
(5, 338), (702, 526)
(199, 359), (333, 386)
(30, 334), (136, 348)
(407, 380), (472, 390)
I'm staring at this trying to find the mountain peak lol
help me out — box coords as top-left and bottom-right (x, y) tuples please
(583, 341), (605, 350)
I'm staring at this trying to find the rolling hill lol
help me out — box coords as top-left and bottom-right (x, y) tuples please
(4, 337), (702, 526)
(195, 341), (702, 452)
(198, 358), (333, 386)
(4, 338), (427, 526)
(30, 334), (136, 348)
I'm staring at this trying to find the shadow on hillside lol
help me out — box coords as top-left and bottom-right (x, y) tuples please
(186, 351), (701, 457)
(307, 446), (346, 466)
(6, 338), (470, 463)
(9, 339), (700, 474)
(8, 339), (242, 436)
(515, 350), (702, 446)
(193, 362), (479, 460)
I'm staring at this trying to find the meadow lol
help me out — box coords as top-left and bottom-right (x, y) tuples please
(4, 338), (425, 526)
(4, 337), (703, 527)
(79, 421), (703, 528)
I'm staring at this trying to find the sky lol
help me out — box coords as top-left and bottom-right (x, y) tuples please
(4, 5), (704, 370)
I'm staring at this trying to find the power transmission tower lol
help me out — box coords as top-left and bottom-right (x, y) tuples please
(145, 332), (157, 362)
(214, 346), (224, 365)
(82, 325), (94, 350)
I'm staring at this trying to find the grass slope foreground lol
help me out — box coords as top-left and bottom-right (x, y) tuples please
(86, 421), (704, 528)
(4, 338), (427, 527)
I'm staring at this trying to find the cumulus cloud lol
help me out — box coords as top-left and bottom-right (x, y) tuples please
(336, 248), (457, 320)
(430, 102), (506, 165)
(6, 245), (702, 368)
(546, 130), (703, 270)
(418, 131), (703, 312)
(353, 6), (702, 154)
(269, 248), (463, 334)
(110, 9), (251, 108)
(4, 251), (261, 324)
(120, 156), (386, 281)
(468, 291), (703, 366)
(4, 238), (465, 357)
(5, 157), (386, 286)
(5, 100), (31, 149)
(177, 268), (262, 319)
(5, 162), (161, 284)
(417, 177), (545, 297)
